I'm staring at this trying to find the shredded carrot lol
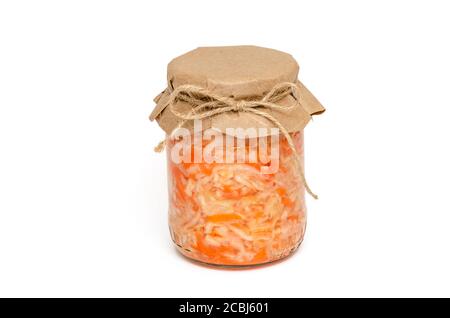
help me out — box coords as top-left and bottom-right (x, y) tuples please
(206, 213), (242, 223)
(276, 187), (287, 196)
(222, 184), (233, 193)
(167, 132), (306, 266)
(252, 249), (268, 263)
(282, 197), (294, 208)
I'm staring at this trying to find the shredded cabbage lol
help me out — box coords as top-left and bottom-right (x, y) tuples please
(167, 132), (306, 266)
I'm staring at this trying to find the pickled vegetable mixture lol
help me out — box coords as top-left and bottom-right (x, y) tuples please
(167, 132), (306, 266)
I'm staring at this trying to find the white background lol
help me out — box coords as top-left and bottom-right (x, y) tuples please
(0, 0), (449, 297)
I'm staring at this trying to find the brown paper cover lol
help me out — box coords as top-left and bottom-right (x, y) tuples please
(150, 46), (325, 135)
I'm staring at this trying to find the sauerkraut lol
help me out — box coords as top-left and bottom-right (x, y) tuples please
(167, 131), (306, 266)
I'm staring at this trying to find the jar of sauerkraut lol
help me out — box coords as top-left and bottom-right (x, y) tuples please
(150, 46), (325, 267)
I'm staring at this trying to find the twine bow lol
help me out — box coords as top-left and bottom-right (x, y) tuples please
(155, 82), (318, 199)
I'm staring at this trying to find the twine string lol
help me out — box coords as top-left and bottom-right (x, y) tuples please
(154, 82), (318, 199)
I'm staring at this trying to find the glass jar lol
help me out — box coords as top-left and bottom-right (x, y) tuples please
(150, 45), (325, 267)
(166, 130), (306, 266)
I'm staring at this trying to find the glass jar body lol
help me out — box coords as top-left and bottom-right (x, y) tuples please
(166, 130), (306, 266)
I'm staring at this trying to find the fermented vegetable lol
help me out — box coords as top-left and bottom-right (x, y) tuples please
(167, 131), (306, 266)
